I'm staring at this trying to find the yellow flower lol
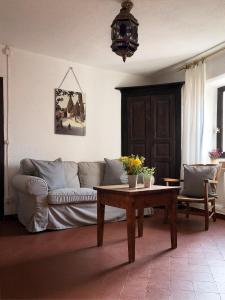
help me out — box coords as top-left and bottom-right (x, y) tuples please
(133, 158), (141, 166)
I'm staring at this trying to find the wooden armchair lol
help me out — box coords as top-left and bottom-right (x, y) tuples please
(163, 164), (222, 231)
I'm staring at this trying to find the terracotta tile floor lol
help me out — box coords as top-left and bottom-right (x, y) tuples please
(1, 211), (225, 299)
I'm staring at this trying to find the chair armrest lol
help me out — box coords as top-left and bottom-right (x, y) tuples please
(204, 179), (218, 184)
(163, 178), (181, 183)
(12, 174), (48, 196)
(163, 178), (183, 186)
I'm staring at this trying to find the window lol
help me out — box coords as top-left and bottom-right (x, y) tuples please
(217, 86), (225, 157)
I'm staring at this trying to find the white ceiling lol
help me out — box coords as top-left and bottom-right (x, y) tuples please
(0, 0), (225, 75)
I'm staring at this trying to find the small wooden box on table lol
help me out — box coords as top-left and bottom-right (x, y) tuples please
(94, 185), (180, 263)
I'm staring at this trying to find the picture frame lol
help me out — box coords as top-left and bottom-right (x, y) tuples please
(55, 88), (86, 136)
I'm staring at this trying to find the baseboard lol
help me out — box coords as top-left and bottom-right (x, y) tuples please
(1, 214), (17, 220)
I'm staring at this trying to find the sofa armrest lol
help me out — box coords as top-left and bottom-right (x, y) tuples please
(12, 174), (48, 196)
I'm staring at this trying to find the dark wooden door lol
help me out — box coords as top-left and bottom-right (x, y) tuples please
(150, 94), (176, 183)
(119, 83), (182, 184)
(0, 78), (4, 219)
(126, 96), (150, 163)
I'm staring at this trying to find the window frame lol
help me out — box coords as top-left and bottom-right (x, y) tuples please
(217, 86), (225, 157)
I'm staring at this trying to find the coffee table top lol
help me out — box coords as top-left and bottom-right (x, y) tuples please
(94, 184), (180, 195)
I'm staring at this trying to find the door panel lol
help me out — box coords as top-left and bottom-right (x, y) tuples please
(154, 161), (170, 183)
(128, 100), (146, 139)
(128, 97), (146, 140)
(154, 143), (170, 158)
(155, 99), (171, 138)
(127, 96), (149, 162)
(129, 143), (146, 158)
(150, 94), (176, 183)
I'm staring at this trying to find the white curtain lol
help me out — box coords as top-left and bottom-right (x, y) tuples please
(181, 61), (206, 166)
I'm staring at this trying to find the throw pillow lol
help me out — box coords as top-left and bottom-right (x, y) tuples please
(31, 158), (66, 190)
(78, 161), (105, 188)
(20, 158), (39, 176)
(102, 158), (128, 185)
(182, 165), (218, 197)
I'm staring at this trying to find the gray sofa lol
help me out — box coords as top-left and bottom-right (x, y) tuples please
(12, 159), (153, 233)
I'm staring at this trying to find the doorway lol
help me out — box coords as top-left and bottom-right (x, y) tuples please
(0, 78), (4, 219)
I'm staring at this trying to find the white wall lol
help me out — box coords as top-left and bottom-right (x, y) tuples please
(0, 45), (150, 214)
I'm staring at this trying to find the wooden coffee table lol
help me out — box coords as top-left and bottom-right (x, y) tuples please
(94, 185), (180, 263)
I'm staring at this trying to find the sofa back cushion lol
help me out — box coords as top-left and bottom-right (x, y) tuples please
(63, 161), (80, 188)
(78, 161), (105, 188)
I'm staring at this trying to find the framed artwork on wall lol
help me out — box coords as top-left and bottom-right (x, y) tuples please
(55, 88), (86, 136)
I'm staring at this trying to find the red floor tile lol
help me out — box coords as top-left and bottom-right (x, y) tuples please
(1, 212), (225, 299)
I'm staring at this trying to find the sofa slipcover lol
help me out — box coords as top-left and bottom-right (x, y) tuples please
(12, 159), (154, 233)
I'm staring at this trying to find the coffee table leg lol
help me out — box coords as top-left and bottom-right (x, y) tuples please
(97, 195), (105, 247)
(170, 191), (177, 249)
(137, 208), (144, 237)
(126, 206), (136, 263)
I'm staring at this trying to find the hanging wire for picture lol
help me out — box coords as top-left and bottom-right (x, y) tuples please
(58, 66), (84, 94)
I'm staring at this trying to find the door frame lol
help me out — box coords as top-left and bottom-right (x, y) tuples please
(0, 77), (4, 219)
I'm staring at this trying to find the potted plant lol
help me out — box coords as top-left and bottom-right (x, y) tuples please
(208, 149), (222, 164)
(142, 167), (155, 188)
(120, 155), (145, 188)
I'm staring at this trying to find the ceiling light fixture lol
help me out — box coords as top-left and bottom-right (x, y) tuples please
(111, 0), (139, 62)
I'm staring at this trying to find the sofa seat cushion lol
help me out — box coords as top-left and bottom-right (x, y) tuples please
(48, 188), (97, 205)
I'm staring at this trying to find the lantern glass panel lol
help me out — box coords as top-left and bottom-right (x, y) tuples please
(119, 23), (127, 37)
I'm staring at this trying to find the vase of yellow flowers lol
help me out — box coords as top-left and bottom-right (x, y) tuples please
(120, 155), (145, 188)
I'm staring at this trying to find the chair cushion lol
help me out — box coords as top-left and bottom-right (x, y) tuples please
(31, 159), (66, 190)
(182, 165), (218, 197)
(78, 162), (105, 188)
(48, 188), (97, 205)
(102, 158), (128, 185)
(178, 195), (215, 202)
